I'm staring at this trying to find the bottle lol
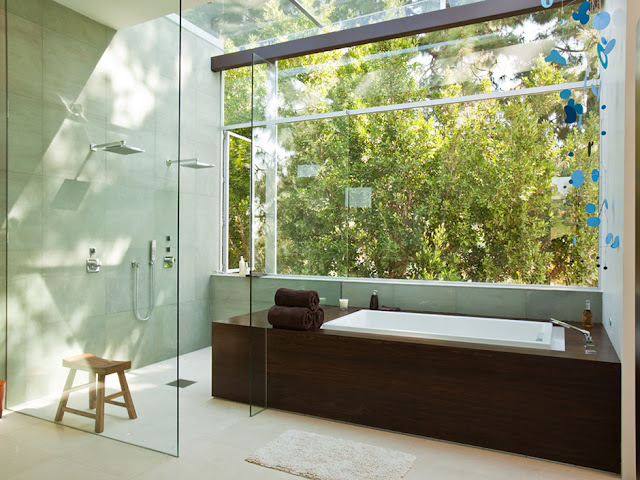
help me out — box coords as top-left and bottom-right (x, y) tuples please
(239, 256), (246, 277)
(369, 290), (379, 310)
(581, 300), (593, 330)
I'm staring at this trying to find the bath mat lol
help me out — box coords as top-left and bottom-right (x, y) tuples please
(246, 429), (416, 480)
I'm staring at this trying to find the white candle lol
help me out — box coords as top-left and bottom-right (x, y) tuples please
(339, 298), (349, 310)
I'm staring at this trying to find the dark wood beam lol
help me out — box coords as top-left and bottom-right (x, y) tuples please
(211, 0), (552, 72)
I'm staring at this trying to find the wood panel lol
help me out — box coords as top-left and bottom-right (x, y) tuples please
(211, 0), (549, 72)
(266, 328), (620, 472)
(212, 308), (621, 472)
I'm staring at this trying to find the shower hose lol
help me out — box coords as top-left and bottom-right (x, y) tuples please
(132, 261), (154, 321)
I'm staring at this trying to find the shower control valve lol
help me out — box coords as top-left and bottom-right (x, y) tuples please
(86, 247), (101, 272)
(86, 258), (101, 273)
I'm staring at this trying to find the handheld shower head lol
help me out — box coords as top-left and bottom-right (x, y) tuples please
(90, 140), (144, 155)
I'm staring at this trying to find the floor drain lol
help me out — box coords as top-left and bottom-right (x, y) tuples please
(166, 379), (197, 388)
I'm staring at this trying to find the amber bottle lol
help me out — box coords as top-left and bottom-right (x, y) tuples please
(581, 300), (593, 330)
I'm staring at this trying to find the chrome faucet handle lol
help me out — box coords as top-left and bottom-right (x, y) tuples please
(550, 318), (595, 347)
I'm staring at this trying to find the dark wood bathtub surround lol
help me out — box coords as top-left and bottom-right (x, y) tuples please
(212, 307), (621, 473)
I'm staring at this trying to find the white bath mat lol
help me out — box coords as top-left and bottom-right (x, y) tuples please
(246, 429), (416, 480)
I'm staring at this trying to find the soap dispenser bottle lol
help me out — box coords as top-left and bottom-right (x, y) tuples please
(581, 300), (593, 330)
(239, 256), (246, 277)
(369, 290), (379, 310)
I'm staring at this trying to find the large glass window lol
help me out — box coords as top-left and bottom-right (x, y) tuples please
(222, 8), (600, 287)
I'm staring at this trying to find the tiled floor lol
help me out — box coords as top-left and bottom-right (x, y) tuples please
(1, 348), (619, 480)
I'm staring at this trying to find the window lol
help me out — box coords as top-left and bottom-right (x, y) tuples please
(221, 9), (600, 287)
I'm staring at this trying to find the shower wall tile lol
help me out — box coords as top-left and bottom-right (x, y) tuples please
(42, 104), (106, 182)
(106, 71), (157, 133)
(155, 75), (180, 136)
(7, 249), (42, 276)
(155, 263), (178, 306)
(525, 289), (602, 323)
(42, 273), (105, 324)
(7, 272), (46, 327)
(456, 286), (526, 318)
(393, 284), (456, 313)
(194, 248), (214, 301)
(43, 177), (106, 251)
(108, 21), (159, 75)
(177, 141), (198, 194)
(210, 276), (250, 320)
(7, 0), (43, 24)
(195, 91), (219, 142)
(154, 189), (178, 240)
(194, 146), (218, 197)
(6, 7), (224, 383)
(105, 310), (157, 369)
(105, 184), (154, 249)
(154, 132), (180, 192)
(251, 277), (341, 306)
(42, 249), (92, 278)
(193, 38), (223, 92)
(42, 0), (109, 49)
(179, 193), (196, 248)
(43, 29), (107, 118)
(180, 83), (197, 146)
(154, 304), (177, 362)
(7, 172), (43, 251)
(155, 19), (180, 80)
(342, 281), (394, 308)
(104, 247), (150, 315)
(193, 299), (211, 350)
(178, 301), (196, 353)
(178, 247), (196, 304)
(7, 13), (43, 99)
(43, 313), (106, 359)
(8, 93), (43, 174)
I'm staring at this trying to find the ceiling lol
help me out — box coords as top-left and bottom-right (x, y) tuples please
(51, 0), (213, 30)
(52, 0), (480, 51)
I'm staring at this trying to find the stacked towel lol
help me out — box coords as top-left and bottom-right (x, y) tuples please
(274, 288), (319, 310)
(268, 288), (325, 331)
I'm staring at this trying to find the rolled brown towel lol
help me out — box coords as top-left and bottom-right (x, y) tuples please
(313, 307), (325, 329)
(274, 288), (320, 310)
(268, 305), (314, 331)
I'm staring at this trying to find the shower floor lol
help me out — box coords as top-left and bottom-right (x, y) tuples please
(10, 348), (246, 454)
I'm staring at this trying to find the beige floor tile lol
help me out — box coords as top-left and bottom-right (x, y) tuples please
(3, 347), (619, 480)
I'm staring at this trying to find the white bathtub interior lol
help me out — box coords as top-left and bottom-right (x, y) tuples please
(322, 310), (566, 351)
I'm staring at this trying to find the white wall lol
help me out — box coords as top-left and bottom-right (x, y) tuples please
(621, 0), (639, 477)
(601, 0), (627, 359)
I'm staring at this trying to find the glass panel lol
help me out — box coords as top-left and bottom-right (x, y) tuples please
(276, 9), (597, 118)
(0, 0), (6, 402)
(343, 88), (599, 286)
(184, 0), (487, 52)
(226, 129), (252, 272)
(5, 0), (180, 455)
(249, 53), (276, 415)
(276, 117), (349, 276)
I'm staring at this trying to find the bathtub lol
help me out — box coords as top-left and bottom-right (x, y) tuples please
(322, 309), (565, 351)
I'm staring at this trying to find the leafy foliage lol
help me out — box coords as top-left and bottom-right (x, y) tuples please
(225, 6), (600, 286)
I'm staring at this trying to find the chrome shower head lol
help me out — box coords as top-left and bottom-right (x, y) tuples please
(90, 141), (144, 155)
(166, 158), (214, 169)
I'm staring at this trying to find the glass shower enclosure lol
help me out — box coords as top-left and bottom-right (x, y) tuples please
(3, 0), (183, 455)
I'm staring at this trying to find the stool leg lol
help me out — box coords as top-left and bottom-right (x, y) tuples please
(55, 368), (77, 422)
(117, 371), (137, 419)
(88, 373), (96, 409)
(95, 373), (105, 433)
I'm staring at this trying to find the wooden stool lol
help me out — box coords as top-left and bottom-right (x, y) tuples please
(55, 354), (137, 433)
